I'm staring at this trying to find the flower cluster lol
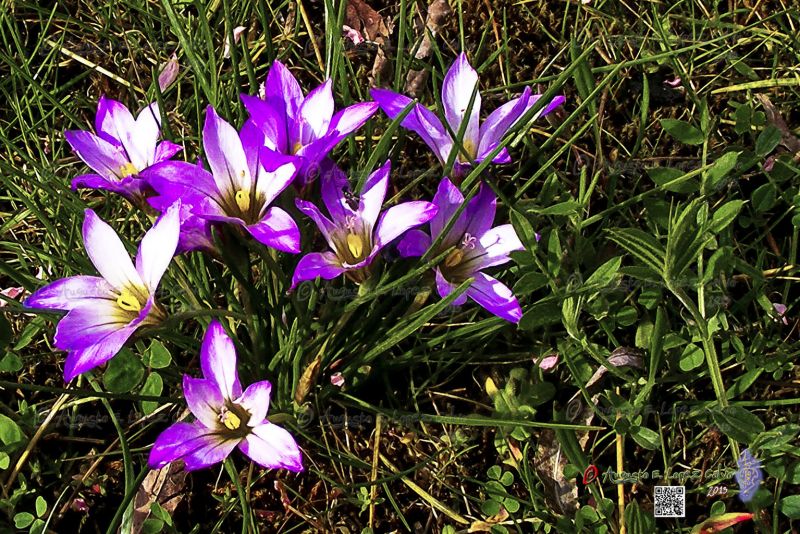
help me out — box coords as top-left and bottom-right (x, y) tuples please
(25, 53), (563, 474)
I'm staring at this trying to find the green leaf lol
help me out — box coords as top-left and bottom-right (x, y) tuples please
(631, 426), (660, 449)
(530, 200), (581, 216)
(499, 471), (514, 486)
(143, 340), (172, 369)
(103, 349), (145, 393)
(624, 501), (655, 532)
(679, 344), (704, 372)
(661, 119), (705, 145)
(606, 228), (666, 273)
(755, 125), (781, 156)
(752, 183), (776, 213)
(0, 451), (9, 469)
(35, 496), (46, 518)
(584, 257), (622, 290)
(710, 200), (744, 234)
(647, 167), (698, 194)
(514, 272), (549, 294)
(14, 512), (34, 529)
(510, 210), (538, 248)
(712, 406), (765, 444)
(0, 352), (23, 373)
(706, 151), (740, 192)
(487, 465), (501, 480)
(519, 301), (562, 331)
(665, 200), (713, 281)
(0, 413), (24, 446)
(140, 373), (164, 415)
(780, 495), (800, 519)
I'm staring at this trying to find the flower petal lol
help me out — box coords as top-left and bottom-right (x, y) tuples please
(239, 422), (303, 472)
(291, 252), (344, 289)
(64, 130), (131, 181)
(442, 53), (481, 155)
(297, 80), (334, 144)
(430, 178), (467, 247)
(25, 276), (115, 311)
(255, 156), (299, 207)
(247, 207), (301, 253)
(242, 95), (288, 153)
(328, 102), (378, 137)
(295, 199), (337, 250)
(397, 229), (431, 258)
(474, 224), (524, 269)
(434, 269), (468, 306)
(82, 209), (143, 292)
(70, 174), (146, 199)
(236, 380), (272, 426)
(374, 201), (438, 250)
(203, 106), (251, 196)
(412, 105), (452, 164)
(142, 160), (219, 201)
(148, 421), (214, 469)
(476, 86), (531, 160)
(359, 160), (390, 230)
(154, 140), (183, 163)
(183, 376), (225, 428)
(135, 201), (181, 292)
(182, 435), (239, 471)
(133, 102), (162, 167)
(319, 161), (353, 224)
(265, 60), (304, 122)
(54, 300), (130, 352)
(464, 181), (496, 239)
(466, 271), (521, 323)
(200, 320), (243, 400)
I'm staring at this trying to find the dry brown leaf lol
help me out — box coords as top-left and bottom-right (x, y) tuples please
(131, 462), (187, 533)
(294, 353), (322, 405)
(755, 94), (800, 153)
(404, 0), (450, 96)
(345, 0), (393, 84)
(468, 507), (509, 532)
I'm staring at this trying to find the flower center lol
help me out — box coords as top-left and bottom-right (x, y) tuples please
(444, 248), (463, 268)
(118, 162), (138, 178)
(219, 407), (242, 430)
(292, 141), (303, 154)
(346, 233), (364, 259)
(116, 289), (142, 312)
(235, 189), (250, 213)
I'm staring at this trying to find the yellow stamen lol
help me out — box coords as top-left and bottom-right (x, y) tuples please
(116, 289), (142, 312)
(462, 139), (477, 159)
(118, 162), (138, 177)
(292, 141), (303, 154)
(346, 234), (364, 259)
(235, 189), (250, 212)
(222, 410), (241, 430)
(444, 249), (464, 268)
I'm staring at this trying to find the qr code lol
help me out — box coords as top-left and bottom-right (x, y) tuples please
(654, 486), (685, 517)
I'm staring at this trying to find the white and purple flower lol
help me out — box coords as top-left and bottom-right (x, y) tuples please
(65, 96), (182, 199)
(25, 203), (181, 381)
(148, 320), (303, 472)
(145, 106), (302, 253)
(241, 60), (378, 184)
(398, 178), (524, 322)
(292, 160), (438, 287)
(371, 53), (565, 176)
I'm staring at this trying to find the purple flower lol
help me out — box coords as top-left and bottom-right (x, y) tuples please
(65, 96), (182, 199)
(241, 60), (378, 184)
(148, 320), (303, 472)
(398, 178), (524, 322)
(149, 192), (214, 254)
(25, 203), (181, 382)
(371, 53), (565, 176)
(145, 106), (302, 253)
(292, 160), (438, 287)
